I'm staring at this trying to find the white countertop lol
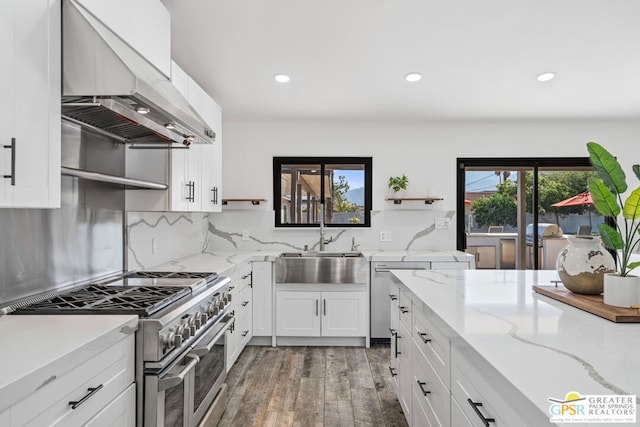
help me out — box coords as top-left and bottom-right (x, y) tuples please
(391, 269), (640, 422)
(148, 250), (474, 276)
(0, 315), (138, 412)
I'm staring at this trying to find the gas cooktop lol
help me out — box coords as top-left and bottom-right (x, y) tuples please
(12, 284), (191, 316)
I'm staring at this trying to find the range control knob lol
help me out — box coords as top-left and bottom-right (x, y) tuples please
(193, 312), (202, 328)
(180, 323), (191, 340)
(195, 312), (207, 327)
(165, 332), (176, 347)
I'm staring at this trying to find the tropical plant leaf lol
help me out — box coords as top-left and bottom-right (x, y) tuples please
(589, 178), (620, 217)
(633, 164), (640, 181)
(623, 187), (640, 220)
(628, 261), (640, 271)
(598, 223), (623, 250)
(587, 142), (627, 194)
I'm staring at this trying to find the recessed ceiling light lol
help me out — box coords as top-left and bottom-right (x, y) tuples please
(536, 72), (555, 82)
(135, 107), (150, 114)
(404, 72), (422, 83)
(274, 74), (291, 83)
(164, 123), (176, 130)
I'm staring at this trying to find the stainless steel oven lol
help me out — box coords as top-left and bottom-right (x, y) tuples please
(145, 315), (234, 427)
(10, 270), (232, 427)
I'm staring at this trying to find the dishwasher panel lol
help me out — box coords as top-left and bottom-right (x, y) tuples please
(370, 261), (430, 339)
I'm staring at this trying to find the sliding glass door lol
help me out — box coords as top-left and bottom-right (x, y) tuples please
(457, 158), (597, 270)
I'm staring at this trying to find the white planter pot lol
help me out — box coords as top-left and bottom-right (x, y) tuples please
(603, 273), (640, 307)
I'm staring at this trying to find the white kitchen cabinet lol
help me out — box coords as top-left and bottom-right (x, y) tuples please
(276, 291), (321, 336)
(226, 261), (253, 371)
(252, 261), (273, 337)
(10, 334), (134, 426)
(397, 318), (412, 420)
(276, 290), (367, 337)
(199, 95), (223, 212)
(169, 61), (223, 213)
(71, 0), (171, 77)
(411, 338), (450, 427)
(84, 383), (135, 427)
(0, 0), (60, 208)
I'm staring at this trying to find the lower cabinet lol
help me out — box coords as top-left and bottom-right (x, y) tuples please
(226, 262), (253, 371)
(276, 290), (367, 337)
(10, 334), (135, 426)
(392, 280), (549, 427)
(252, 261), (273, 337)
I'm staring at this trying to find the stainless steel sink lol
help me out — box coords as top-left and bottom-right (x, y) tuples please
(275, 252), (368, 284)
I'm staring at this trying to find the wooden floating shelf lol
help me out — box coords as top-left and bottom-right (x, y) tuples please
(385, 197), (444, 205)
(222, 198), (267, 205)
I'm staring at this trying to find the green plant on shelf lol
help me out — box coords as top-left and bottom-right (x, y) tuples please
(388, 175), (409, 193)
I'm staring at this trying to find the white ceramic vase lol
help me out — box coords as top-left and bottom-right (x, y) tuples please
(603, 273), (640, 307)
(556, 236), (615, 295)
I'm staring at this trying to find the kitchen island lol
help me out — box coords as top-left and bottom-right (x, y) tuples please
(391, 269), (640, 426)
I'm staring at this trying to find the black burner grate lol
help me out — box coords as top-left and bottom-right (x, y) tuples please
(13, 285), (190, 316)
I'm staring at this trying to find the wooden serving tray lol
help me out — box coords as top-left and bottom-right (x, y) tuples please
(532, 285), (640, 323)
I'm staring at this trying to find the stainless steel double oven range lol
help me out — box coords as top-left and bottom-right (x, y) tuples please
(12, 270), (233, 427)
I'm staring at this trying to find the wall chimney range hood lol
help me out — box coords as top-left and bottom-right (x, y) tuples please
(61, 0), (214, 146)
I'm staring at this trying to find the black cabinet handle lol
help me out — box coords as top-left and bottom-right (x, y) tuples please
(388, 366), (397, 377)
(242, 330), (249, 337)
(3, 138), (15, 185)
(323, 299), (327, 316)
(389, 294), (398, 301)
(69, 384), (103, 409)
(242, 301), (249, 307)
(417, 332), (431, 343)
(416, 380), (431, 396)
(400, 306), (409, 314)
(211, 186), (218, 204)
(467, 398), (496, 426)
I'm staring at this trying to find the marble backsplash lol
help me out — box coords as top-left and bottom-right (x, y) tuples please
(126, 208), (456, 269)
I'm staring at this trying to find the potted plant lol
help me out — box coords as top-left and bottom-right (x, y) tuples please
(388, 174), (409, 197)
(587, 141), (640, 306)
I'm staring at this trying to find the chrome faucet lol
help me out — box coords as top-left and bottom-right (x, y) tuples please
(319, 204), (333, 251)
(351, 237), (360, 252)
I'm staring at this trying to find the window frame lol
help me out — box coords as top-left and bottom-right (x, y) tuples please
(273, 156), (373, 228)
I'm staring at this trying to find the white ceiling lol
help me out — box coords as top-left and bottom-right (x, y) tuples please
(161, 0), (640, 121)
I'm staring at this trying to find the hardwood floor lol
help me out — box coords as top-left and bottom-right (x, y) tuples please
(218, 344), (408, 427)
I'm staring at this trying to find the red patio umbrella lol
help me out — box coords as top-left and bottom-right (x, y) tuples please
(551, 191), (593, 207)
(551, 191), (594, 225)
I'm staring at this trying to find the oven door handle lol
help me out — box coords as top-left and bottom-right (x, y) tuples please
(158, 354), (199, 392)
(189, 316), (235, 357)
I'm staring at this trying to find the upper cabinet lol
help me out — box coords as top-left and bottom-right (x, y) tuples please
(70, 0), (171, 77)
(169, 62), (223, 213)
(0, 0), (61, 208)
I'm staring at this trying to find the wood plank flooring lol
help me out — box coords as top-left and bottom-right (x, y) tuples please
(218, 344), (408, 427)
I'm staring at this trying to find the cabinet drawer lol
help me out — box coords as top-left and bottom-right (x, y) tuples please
(13, 334), (134, 426)
(84, 383), (135, 427)
(238, 308), (253, 349)
(451, 345), (547, 427)
(398, 288), (412, 329)
(236, 285), (252, 319)
(451, 394), (473, 427)
(412, 341), (450, 427)
(412, 306), (450, 387)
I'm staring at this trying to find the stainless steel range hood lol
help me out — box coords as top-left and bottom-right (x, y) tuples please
(62, 0), (214, 145)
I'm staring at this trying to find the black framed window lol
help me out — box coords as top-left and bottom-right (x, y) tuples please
(273, 157), (372, 227)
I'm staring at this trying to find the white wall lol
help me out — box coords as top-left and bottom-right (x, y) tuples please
(210, 119), (640, 252)
(126, 119), (640, 264)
